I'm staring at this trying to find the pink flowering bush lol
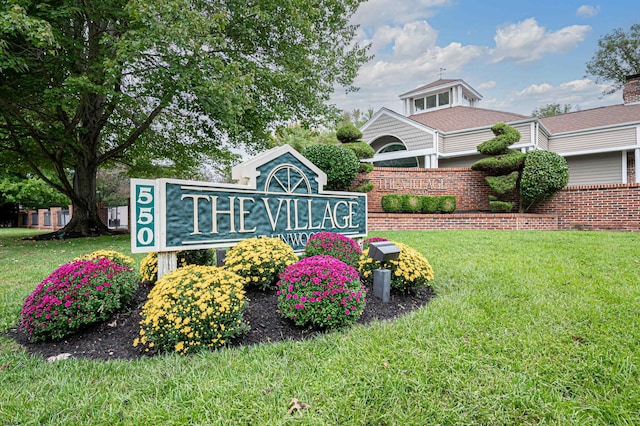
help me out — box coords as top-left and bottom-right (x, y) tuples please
(362, 236), (388, 250)
(304, 232), (362, 269)
(19, 258), (138, 342)
(277, 255), (367, 330)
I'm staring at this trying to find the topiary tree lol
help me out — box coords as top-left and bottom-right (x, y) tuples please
(520, 150), (569, 210)
(336, 123), (363, 143)
(471, 122), (524, 212)
(302, 144), (359, 191)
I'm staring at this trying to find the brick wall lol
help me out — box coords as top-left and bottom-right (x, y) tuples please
(365, 167), (492, 212)
(369, 213), (559, 231)
(530, 183), (640, 231)
(365, 168), (640, 232)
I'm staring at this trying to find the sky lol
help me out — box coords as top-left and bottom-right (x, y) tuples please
(330, 0), (639, 117)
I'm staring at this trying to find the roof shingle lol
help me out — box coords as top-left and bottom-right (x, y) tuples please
(408, 106), (530, 132)
(539, 104), (640, 133)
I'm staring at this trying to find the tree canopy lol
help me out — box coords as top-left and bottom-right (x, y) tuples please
(586, 23), (640, 94)
(0, 0), (369, 236)
(531, 103), (574, 118)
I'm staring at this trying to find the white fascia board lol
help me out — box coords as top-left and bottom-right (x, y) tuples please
(399, 80), (482, 101)
(557, 144), (640, 157)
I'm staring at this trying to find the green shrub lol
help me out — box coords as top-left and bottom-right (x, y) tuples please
(342, 141), (374, 159)
(438, 196), (457, 213)
(277, 255), (366, 330)
(421, 196), (439, 213)
(490, 200), (513, 212)
(471, 150), (526, 175)
(303, 144), (359, 191)
(359, 242), (434, 293)
(135, 265), (248, 354)
(224, 237), (298, 290)
(304, 232), (362, 269)
(20, 258), (137, 342)
(74, 250), (136, 270)
(358, 162), (374, 173)
(520, 150), (569, 209)
(476, 122), (521, 155)
(381, 194), (403, 212)
(353, 180), (374, 193)
(402, 194), (422, 213)
(139, 249), (213, 284)
(336, 123), (363, 143)
(486, 171), (519, 195)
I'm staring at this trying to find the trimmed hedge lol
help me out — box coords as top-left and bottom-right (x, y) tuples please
(343, 141), (374, 159)
(438, 196), (456, 213)
(486, 171), (519, 195)
(471, 150), (526, 175)
(336, 123), (363, 143)
(401, 194), (422, 213)
(381, 194), (403, 212)
(421, 196), (439, 213)
(381, 194), (457, 213)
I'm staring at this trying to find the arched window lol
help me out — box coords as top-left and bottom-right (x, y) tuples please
(374, 143), (418, 168)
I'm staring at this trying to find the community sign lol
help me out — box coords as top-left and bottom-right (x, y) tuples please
(130, 145), (368, 253)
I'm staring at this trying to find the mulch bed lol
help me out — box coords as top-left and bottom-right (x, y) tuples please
(7, 282), (435, 361)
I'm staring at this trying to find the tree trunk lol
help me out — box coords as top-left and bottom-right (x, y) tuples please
(33, 161), (113, 239)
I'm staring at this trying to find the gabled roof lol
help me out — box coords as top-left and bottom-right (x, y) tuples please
(539, 103), (640, 134)
(399, 79), (462, 97)
(408, 106), (530, 132)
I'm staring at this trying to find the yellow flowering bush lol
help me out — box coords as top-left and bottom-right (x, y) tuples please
(74, 250), (136, 270)
(135, 265), (248, 355)
(358, 242), (434, 292)
(139, 249), (214, 283)
(224, 237), (298, 291)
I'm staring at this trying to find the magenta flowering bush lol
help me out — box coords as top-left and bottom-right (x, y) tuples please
(304, 232), (362, 269)
(362, 236), (389, 250)
(277, 255), (367, 330)
(19, 258), (138, 342)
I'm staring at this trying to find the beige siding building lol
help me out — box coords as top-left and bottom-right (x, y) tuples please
(361, 76), (640, 185)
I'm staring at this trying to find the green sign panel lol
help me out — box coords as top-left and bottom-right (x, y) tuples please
(131, 145), (367, 253)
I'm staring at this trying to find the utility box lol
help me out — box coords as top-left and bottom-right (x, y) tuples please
(368, 241), (400, 263)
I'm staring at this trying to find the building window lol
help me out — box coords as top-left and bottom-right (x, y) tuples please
(413, 90), (450, 113)
(438, 91), (449, 106)
(374, 143), (418, 168)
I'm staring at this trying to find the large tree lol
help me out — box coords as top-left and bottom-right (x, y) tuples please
(0, 0), (369, 236)
(586, 23), (640, 94)
(531, 103), (574, 118)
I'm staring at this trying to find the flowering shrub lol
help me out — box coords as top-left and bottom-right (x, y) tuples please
(139, 249), (214, 283)
(74, 250), (136, 269)
(304, 232), (362, 269)
(362, 236), (389, 250)
(135, 265), (248, 354)
(277, 255), (367, 330)
(224, 237), (298, 290)
(359, 242), (434, 292)
(19, 258), (137, 342)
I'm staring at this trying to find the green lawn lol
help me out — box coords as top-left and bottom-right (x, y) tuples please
(1, 229), (638, 424)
